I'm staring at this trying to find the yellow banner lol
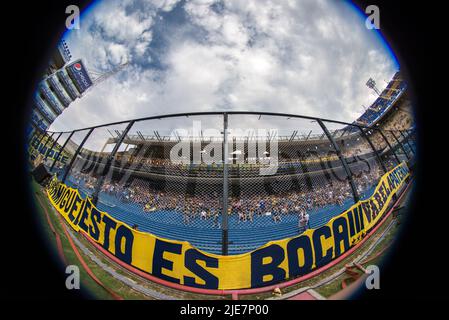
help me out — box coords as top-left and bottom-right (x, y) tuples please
(46, 162), (409, 290)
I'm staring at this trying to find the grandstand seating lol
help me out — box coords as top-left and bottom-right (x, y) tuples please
(38, 72), (411, 259)
(347, 72), (407, 131)
(66, 177), (376, 255)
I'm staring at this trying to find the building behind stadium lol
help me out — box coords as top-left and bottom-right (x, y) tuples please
(29, 40), (93, 134)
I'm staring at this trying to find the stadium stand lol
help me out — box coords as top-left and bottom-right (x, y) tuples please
(29, 73), (415, 256)
(345, 72), (407, 133)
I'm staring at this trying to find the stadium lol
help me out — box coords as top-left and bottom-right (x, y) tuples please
(27, 70), (416, 299)
(20, 0), (422, 301)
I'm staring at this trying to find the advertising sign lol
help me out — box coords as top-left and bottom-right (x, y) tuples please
(66, 59), (93, 94)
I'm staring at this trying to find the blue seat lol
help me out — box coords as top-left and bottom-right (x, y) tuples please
(63, 176), (376, 255)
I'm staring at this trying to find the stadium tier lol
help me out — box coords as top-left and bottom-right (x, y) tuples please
(65, 175), (376, 254)
(29, 107), (415, 256)
(344, 72), (407, 133)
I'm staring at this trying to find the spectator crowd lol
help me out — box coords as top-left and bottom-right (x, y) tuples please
(69, 164), (382, 228)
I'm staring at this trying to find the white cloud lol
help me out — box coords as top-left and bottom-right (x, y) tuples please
(107, 43), (129, 64)
(50, 0), (398, 135)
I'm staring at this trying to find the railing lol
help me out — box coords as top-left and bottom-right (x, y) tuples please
(28, 111), (416, 255)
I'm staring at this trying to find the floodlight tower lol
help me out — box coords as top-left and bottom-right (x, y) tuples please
(87, 61), (130, 90)
(366, 77), (381, 96)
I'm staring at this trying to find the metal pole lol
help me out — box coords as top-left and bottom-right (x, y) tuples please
(62, 128), (94, 183)
(378, 130), (401, 165)
(31, 111), (393, 136)
(50, 131), (75, 172)
(222, 113), (229, 256)
(317, 119), (360, 203)
(391, 130), (410, 161)
(399, 130), (415, 155)
(91, 121), (135, 206)
(44, 132), (62, 161)
(358, 126), (387, 174)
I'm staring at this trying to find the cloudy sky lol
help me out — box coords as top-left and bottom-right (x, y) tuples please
(49, 0), (399, 133)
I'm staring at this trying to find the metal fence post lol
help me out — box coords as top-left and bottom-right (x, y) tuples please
(62, 128), (94, 183)
(91, 121), (135, 206)
(317, 119), (360, 203)
(378, 129), (401, 165)
(222, 113), (229, 255)
(50, 131), (75, 172)
(358, 126), (388, 174)
(44, 132), (62, 161)
(399, 130), (415, 155)
(391, 130), (410, 161)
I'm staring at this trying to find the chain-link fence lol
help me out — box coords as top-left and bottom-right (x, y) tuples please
(28, 112), (416, 255)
